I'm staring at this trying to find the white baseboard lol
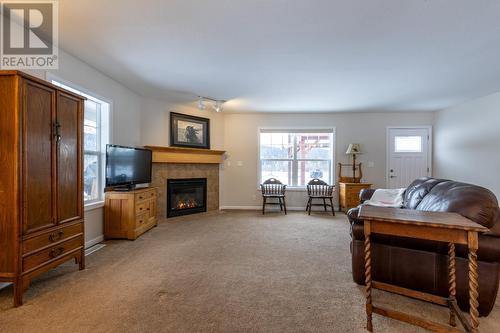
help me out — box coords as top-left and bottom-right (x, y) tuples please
(220, 205), (337, 211)
(85, 235), (104, 249)
(220, 205), (261, 210)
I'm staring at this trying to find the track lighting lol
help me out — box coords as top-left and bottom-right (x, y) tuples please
(198, 96), (206, 110)
(197, 96), (226, 112)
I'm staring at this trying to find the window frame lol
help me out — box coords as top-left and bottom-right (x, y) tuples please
(257, 127), (336, 190)
(47, 73), (113, 207)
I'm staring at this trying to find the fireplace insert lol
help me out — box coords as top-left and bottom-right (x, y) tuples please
(167, 178), (207, 217)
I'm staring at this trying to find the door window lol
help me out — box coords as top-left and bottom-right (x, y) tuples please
(394, 136), (422, 153)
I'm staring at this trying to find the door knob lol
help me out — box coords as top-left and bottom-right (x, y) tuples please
(390, 175), (397, 178)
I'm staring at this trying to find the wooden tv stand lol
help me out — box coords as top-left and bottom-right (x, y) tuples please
(104, 187), (158, 240)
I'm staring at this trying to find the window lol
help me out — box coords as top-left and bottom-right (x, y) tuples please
(394, 136), (422, 153)
(51, 80), (110, 204)
(259, 130), (334, 187)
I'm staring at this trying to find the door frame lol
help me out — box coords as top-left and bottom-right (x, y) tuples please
(386, 126), (433, 188)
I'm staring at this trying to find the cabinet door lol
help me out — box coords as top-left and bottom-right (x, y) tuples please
(22, 80), (57, 234)
(56, 91), (83, 224)
(148, 198), (156, 223)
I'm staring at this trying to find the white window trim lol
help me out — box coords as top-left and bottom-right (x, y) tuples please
(84, 201), (105, 211)
(45, 73), (114, 142)
(257, 126), (336, 189)
(46, 73), (113, 207)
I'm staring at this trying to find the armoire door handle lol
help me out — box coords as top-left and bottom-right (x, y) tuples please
(54, 122), (61, 142)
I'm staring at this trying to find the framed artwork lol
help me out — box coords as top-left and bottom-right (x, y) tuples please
(170, 112), (210, 149)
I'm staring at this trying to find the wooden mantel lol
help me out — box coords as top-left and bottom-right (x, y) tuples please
(145, 146), (226, 164)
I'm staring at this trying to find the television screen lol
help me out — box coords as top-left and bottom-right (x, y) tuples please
(105, 145), (152, 187)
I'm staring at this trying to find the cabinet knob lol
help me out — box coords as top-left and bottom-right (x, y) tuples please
(49, 247), (64, 258)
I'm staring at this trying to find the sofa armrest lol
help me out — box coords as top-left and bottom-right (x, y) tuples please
(485, 208), (500, 236)
(360, 188), (376, 203)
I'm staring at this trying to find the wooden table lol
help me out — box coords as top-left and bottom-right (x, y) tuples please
(358, 206), (488, 333)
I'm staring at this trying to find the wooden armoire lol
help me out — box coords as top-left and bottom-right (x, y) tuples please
(0, 71), (85, 306)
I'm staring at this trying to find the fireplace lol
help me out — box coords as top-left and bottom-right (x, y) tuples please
(167, 178), (207, 218)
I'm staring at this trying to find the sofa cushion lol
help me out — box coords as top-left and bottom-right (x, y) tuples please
(403, 177), (446, 209)
(416, 180), (499, 228)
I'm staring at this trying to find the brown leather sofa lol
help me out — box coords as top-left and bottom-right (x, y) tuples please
(348, 177), (500, 316)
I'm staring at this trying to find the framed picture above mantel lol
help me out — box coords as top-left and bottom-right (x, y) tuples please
(170, 112), (210, 149)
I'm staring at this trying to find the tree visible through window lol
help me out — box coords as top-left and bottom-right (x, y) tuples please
(51, 79), (110, 204)
(259, 130), (334, 186)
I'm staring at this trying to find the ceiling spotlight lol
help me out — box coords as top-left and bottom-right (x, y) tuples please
(198, 96), (205, 110)
(214, 100), (223, 113)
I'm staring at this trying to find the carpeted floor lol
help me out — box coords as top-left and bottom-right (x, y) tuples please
(1, 211), (499, 332)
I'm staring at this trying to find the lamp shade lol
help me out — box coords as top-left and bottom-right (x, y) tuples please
(346, 143), (362, 155)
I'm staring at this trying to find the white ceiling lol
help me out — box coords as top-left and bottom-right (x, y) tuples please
(58, 0), (500, 112)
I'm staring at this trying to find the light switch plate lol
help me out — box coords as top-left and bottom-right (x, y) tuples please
(367, 161), (375, 168)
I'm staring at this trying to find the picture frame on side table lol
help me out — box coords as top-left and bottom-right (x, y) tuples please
(170, 112), (210, 149)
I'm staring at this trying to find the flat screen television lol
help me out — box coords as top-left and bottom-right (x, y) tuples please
(105, 144), (152, 189)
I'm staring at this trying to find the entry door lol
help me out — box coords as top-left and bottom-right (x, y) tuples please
(387, 127), (431, 188)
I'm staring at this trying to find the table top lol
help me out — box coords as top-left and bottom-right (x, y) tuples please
(359, 206), (488, 232)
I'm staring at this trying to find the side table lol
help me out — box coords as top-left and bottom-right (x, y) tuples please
(359, 206), (488, 333)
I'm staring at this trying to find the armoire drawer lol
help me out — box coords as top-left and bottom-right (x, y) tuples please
(23, 236), (83, 272)
(23, 222), (83, 255)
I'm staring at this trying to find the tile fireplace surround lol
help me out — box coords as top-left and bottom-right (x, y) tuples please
(146, 146), (225, 220)
(152, 163), (219, 220)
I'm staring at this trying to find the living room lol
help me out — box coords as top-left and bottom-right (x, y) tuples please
(1, 1), (499, 332)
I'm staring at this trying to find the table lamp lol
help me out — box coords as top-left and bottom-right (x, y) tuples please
(346, 143), (362, 180)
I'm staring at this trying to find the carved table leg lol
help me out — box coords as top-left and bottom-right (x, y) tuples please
(468, 232), (479, 333)
(364, 222), (373, 332)
(448, 243), (456, 327)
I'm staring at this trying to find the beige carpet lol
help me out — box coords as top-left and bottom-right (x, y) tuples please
(1, 211), (499, 332)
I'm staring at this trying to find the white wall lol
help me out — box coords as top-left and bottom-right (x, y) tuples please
(26, 50), (143, 247)
(221, 112), (434, 208)
(434, 91), (500, 198)
(140, 98), (225, 149)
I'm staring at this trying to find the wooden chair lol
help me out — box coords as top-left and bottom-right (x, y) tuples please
(306, 179), (335, 216)
(260, 178), (287, 215)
